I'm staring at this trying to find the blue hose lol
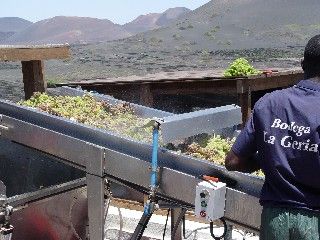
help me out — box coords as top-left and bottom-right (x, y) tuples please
(151, 124), (159, 188)
(144, 122), (160, 215)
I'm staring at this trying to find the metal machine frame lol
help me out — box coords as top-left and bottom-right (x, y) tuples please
(0, 87), (263, 239)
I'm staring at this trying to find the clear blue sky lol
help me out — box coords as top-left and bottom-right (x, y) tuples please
(1, 0), (210, 24)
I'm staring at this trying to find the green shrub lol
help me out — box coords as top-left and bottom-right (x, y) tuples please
(224, 58), (261, 77)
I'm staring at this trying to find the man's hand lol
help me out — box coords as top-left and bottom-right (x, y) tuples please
(225, 150), (260, 173)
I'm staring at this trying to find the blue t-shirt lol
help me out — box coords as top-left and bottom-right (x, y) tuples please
(232, 79), (320, 210)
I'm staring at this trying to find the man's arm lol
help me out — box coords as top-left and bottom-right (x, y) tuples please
(225, 150), (260, 173)
(225, 106), (261, 173)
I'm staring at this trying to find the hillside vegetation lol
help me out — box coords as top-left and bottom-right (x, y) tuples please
(129, 0), (320, 50)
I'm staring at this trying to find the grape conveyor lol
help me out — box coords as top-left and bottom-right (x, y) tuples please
(0, 87), (264, 240)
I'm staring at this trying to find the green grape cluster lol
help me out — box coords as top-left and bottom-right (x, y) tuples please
(176, 135), (264, 177)
(223, 58), (261, 77)
(184, 135), (234, 165)
(19, 93), (264, 177)
(20, 92), (153, 143)
(183, 134), (264, 177)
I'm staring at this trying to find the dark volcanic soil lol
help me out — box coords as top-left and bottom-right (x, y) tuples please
(0, 42), (303, 101)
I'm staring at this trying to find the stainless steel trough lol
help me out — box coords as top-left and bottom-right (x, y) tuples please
(0, 87), (264, 239)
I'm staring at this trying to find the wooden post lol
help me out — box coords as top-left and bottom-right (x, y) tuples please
(239, 92), (251, 126)
(140, 84), (153, 107)
(0, 44), (70, 100)
(237, 79), (252, 127)
(21, 60), (46, 99)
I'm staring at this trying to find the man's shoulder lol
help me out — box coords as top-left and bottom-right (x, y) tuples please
(254, 87), (294, 110)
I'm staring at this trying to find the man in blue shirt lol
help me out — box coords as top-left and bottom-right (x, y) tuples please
(225, 35), (320, 240)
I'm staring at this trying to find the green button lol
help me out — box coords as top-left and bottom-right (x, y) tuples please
(201, 201), (207, 207)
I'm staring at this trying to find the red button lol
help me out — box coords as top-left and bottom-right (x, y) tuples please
(200, 210), (206, 217)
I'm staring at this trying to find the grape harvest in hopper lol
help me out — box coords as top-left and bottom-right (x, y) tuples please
(20, 93), (263, 177)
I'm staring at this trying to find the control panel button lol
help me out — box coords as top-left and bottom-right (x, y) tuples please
(200, 210), (207, 217)
(201, 201), (207, 207)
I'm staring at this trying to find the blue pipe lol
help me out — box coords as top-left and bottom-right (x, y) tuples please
(144, 122), (160, 215)
(151, 124), (159, 188)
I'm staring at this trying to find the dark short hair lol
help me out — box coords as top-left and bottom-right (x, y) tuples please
(302, 35), (320, 79)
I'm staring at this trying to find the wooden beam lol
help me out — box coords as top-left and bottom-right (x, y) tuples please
(0, 44), (70, 61)
(248, 72), (303, 92)
(22, 60), (46, 99)
(152, 80), (237, 95)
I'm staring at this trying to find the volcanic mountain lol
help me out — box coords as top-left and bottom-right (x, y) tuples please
(130, 0), (320, 50)
(124, 7), (191, 34)
(6, 16), (131, 44)
(3, 7), (190, 44)
(0, 17), (32, 42)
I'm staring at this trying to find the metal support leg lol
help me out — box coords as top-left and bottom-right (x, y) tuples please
(171, 208), (186, 240)
(131, 213), (153, 240)
(224, 224), (233, 240)
(87, 174), (105, 240)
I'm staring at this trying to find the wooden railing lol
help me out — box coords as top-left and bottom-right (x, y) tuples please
(0, 44), (70, 99)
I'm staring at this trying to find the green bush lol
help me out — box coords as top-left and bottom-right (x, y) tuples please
(224, 58), (261, 77)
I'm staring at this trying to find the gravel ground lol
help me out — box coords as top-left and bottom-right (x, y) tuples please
(104, 206), (259, 240)
(0, 44), (303, 102)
